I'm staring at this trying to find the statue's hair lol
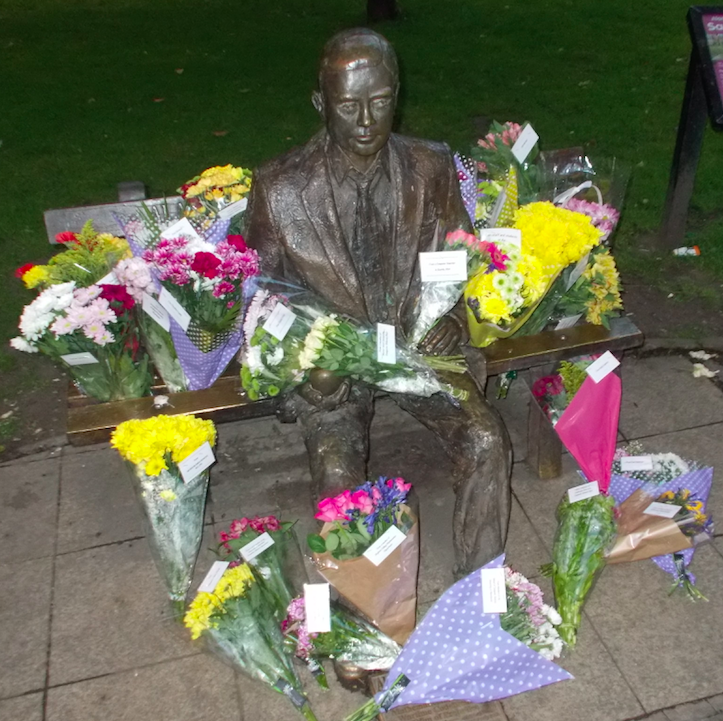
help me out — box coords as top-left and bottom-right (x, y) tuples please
(318, 28), (399, 91)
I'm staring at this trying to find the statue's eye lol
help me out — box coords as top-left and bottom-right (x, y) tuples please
(372, 96), (392, 108)
(338, 102), (357, 114)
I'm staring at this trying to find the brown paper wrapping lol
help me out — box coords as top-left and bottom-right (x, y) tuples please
(312, 507), (419, 644)
(606, 489), (693, 564)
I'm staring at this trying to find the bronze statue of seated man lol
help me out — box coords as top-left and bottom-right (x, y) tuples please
(245, 27), (512, 576)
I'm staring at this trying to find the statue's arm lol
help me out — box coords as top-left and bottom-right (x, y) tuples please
(244, 169), (284, 278)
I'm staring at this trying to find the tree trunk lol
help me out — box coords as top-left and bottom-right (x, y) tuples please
(367, 0), (398, 23)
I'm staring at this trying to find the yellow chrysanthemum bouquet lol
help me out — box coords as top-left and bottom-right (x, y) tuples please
(464, 202), (604, 347)
(178, 164), (253, 233)
(185, 563), (318, 721)
(16, 220), (130, 291)
(111, 414), (216, 614)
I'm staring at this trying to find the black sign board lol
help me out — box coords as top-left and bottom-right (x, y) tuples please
(688, 6), (723, 127)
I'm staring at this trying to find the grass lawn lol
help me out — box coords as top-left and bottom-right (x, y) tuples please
(2, 0), (723, 371)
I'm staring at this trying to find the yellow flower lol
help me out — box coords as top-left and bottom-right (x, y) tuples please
(159, 489), (177, 502)
(686, 500), (703, 513)
(22, 265), (50, 289)
(582, 250), (623, 325)
(659, 491), (675, 500)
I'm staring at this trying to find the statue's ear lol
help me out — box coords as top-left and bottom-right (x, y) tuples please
(311, 90), (325, 116)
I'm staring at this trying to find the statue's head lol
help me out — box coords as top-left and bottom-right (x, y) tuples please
(313, 28), (399, 165)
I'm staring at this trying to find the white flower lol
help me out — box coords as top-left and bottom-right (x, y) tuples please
(48, 281), (76, 298)
(547, 607), (562, 625)
(10, 336), (37, 353)
(552, 638), (564, 657)
(538, 622), (554, 637)
(246, 345), (263, 373)
(267, 346), (284, 366)
(538, 648), (554, 661)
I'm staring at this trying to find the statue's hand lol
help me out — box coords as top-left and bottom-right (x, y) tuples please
(298, 369), (351, 410)
(419, 316), (462, 356)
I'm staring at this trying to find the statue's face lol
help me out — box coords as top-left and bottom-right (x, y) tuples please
(319, 62), (397, 160)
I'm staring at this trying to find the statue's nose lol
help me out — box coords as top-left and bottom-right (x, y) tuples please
(358, 102), (373, 127)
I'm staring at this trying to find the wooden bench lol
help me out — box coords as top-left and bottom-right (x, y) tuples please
(47, 189), (644, 478)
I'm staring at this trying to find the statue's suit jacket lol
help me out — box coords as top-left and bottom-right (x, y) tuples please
(244, 130), (472, 336)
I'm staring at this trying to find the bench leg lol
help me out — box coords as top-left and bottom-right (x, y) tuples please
(526, 385), (563, 480)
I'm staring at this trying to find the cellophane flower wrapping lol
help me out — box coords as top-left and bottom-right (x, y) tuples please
(282, 597), (401, 688)
(127, 464), (209, 612)
(217, 516), (307, 619)
(308, 478), (420, 645)
(240, 280), (469, 402)
(344, 554), (572, 721)
(10, 281), (152, 402)
(185, 564), (318, 721)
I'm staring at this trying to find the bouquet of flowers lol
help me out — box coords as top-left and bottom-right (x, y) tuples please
(282, 596), (401, 688)
(307, 477), (420, 644)
(178, 164), (253, 236)
(216, 515), (306, 617)
(240, 285), (468, 402)
(16, 221), (130, 291)
(184, 564), (318, 721)
(10, 282), (152, 401)
(608, 445), (714, 600)
(344, 554), (571, 721)
(533, 355), (622, 646)
(111, 414), (216, 614)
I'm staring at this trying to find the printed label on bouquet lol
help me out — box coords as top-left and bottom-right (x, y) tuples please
(262, 303), (296, 341)
(555, 314), (582, 330)
(197, 561), (229, 593)
(480, 567), (507, 614)
(363, 525), (406, 566)
(419, 250), (468, 282)
(585, 351), (620, 383)
(643, 502), (682, 519)
(620, 456), (654, 472)
(566, 252), (590, 291)
(217, 197), (248, 220)
(60, 352), (99, 366)
(178, 441), (215, 483)
(479, 228), (522, 248)
(380, 675), (411, 711)
(160, 217), (203, 244)
(511, 124), (539, 164)
(303, 583), (331, 633)
(142, 292), (171, 332)
(274, 679), (306, 709)
(97, 271), (119, 285)
(158, 287), (191, 332)
(239, 531), (275, 561)
(567, 480), (600, 503)
(376, 323), (397, 365)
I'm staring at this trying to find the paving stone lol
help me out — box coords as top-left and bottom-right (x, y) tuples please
(0, 456), (60, 563)
(643, 712), (671, 721)
(50, 540), (193, 686)
(619, 356), (723, 439)
(236, 663), (362, 721)
(584, 545), (723, 711)
(46, 654), (239, 721)
(502, 618), (644, 721)
(664, 699), (717, 721)
(709, 694), (723, 712)
(57, 447), (145, 554)
(0, 557), (52, 699)
(0, 693), (43, 721)
(503, 495), (551, 582)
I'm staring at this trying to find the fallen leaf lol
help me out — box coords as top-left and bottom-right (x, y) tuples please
(1, 411), (13, 419)
(153, 97), (165, 103)
(692, 363), (719, 378)
(212, 130), (228, 137)
(175, 68), (184, 74)
(690, 350), (717, 361)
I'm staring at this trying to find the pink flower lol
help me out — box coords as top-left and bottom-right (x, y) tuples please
(445, 229), (477, 248)
(229, 518), (249, 538)
(219, 531), (230, 543)
(259, 515), (281, 532)
(332, 489), (355, 517)
(371, 486), (382, 503)
(212, 280), (235, 298)
(393, 477), (412, 493)
(249, 517), (265, 533)
(315, 497), (344, 522)
(350, 490), (374, 515)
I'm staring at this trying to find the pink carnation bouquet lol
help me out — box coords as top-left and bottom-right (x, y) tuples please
(216, 514), (304, 619)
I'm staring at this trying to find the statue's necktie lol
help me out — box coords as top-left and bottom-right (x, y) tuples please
(350, 170), (388, 323)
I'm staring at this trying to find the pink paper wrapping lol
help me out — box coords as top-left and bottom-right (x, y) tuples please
(554, 372), (621, 493)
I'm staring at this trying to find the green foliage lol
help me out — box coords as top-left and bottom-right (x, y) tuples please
(558, 359), (590, 399)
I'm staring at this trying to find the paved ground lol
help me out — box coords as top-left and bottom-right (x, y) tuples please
(1, 351), (723, 721)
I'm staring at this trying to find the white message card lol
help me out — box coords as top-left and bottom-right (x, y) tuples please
(262, 304), (297, 341)
(198, 561), (229, 593)
(60, 352), (99, 366)
(363, 526), (406, 566)
(479, 228), (522, 248)
(555, 314), (582, 330)
(568, 481), (600, 503)
(585, 351), (620, 384)
(217, 197), (248, 220)
(480, 567), (508, 614)
(418, 251), (468, 282)
(511, 124), (539, 164)
(158, 287), (191, 332)
(142, 292), (171, 332)
(178, 441), (216, 483)
(620, 456), (654, 472)
(643, 502), (682, 519)
(304, 583), (331, 633)
(376, 323), (397, 365)
(240, 532), (275, 561)
(160, 217), (203, 243)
